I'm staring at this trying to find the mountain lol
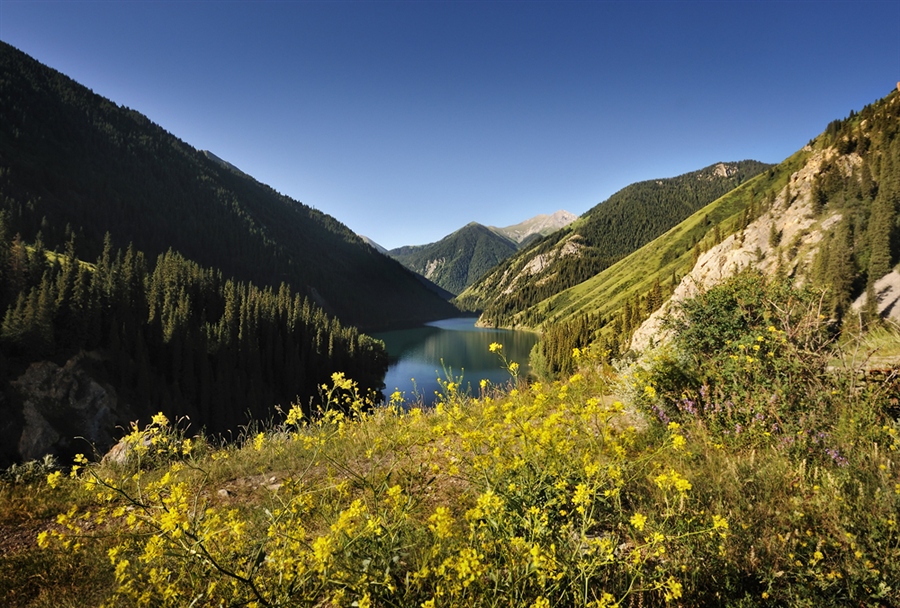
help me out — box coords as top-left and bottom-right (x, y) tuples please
(388, 210), (577, 295)
(0, 41), (457, 464)
(389, 223), (518, 295)
(0, 41), (456, 333)
(490, 210), (578, 245)
(455, 160), (772, 324)
(530, 87), (900, 377)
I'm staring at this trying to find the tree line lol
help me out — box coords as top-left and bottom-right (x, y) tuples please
(0, 224), (388, 435)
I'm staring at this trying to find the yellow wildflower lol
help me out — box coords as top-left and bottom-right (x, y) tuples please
(46, 470), (62, 489)
(428, 506), (454, 539)
(151, 412), (169, 427)
(630, 512), (647, 531)
(663, 576), (683, 602)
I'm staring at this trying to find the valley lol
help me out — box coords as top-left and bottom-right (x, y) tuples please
(1, 36), (899, 608)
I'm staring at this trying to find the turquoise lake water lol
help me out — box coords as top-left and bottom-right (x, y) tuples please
(372, 317), (539, 406)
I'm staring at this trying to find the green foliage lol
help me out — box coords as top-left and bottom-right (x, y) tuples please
(633, 272), (857, 486)
(660, 271), (834, 421)
(531, 313), (601, 378)
(0, 230), (388, 462)
(618, 272), (900, 607)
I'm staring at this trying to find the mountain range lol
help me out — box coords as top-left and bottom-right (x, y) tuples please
(386, 210), (576, 294)
(1, 37), (898, 466)
(455, 160), (772, 323)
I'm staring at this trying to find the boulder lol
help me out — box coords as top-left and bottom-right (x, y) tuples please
(8, 353), (132, 463)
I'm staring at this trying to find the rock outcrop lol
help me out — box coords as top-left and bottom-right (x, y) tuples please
(2, 352), (132, 465)
(852, 270), (900, 323)
(631, 148), (856, 352)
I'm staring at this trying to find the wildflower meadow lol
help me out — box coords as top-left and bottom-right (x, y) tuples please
(2, 272), (899, 607)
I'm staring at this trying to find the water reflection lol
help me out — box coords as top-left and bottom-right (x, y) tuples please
(372, 317), (539, 406)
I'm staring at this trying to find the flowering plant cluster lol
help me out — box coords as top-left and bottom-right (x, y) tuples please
(16, 273), (900, 606)
(36, 359), (734, 607)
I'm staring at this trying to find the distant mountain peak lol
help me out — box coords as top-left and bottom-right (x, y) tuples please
(491, 210), (578, 244)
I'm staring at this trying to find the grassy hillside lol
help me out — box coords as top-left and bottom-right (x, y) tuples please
(3, 274), (898, 607)
(539, 155), (803, 327)
(529, 87), (900, 377)
(456, 161), (771, 323)
(0, 41), (456, 332)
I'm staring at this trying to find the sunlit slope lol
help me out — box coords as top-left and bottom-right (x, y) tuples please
(533, 86), (900, 378)
(523, 152), (810, 332)
(456, 161), (771, 323)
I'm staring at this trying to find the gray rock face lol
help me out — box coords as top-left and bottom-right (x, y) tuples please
(630, 148), (854, 353)
(7, 353), (131, 463)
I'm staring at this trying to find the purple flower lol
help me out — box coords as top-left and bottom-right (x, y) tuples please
(826, 448), (848, 467)
(652, 403), (670, 424)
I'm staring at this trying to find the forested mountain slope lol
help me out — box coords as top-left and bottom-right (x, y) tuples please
(456, 160), (771, 324)
(0, 41), (456, 332)
(531, 87), (900, 377)
(0, 41), (455, 465)
(388, 212), (576, 295)
(389, 223), (519, 294)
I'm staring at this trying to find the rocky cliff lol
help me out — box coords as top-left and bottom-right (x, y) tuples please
(630, 148), (865, 351)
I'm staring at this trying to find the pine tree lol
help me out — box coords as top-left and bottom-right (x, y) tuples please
(867, 147), (898, 284)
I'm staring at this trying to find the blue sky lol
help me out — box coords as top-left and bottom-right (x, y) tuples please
(1, 1), (898, 250)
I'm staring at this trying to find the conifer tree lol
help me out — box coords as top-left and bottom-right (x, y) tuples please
(867, 144), (898, 284)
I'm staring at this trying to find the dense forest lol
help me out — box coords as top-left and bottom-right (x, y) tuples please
(0, 223), (388, 463)
(456, 160), (770, 324)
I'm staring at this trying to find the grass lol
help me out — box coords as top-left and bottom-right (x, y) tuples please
(1, 316), (898, 607)
(838, 322), (900, 370)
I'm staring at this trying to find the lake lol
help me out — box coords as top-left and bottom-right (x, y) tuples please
(372, 317), (539, 406)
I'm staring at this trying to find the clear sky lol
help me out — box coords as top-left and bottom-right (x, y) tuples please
(1, 1), (898, 250)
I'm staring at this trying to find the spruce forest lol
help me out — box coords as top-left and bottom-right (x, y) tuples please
(0, 228), (388, 442)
